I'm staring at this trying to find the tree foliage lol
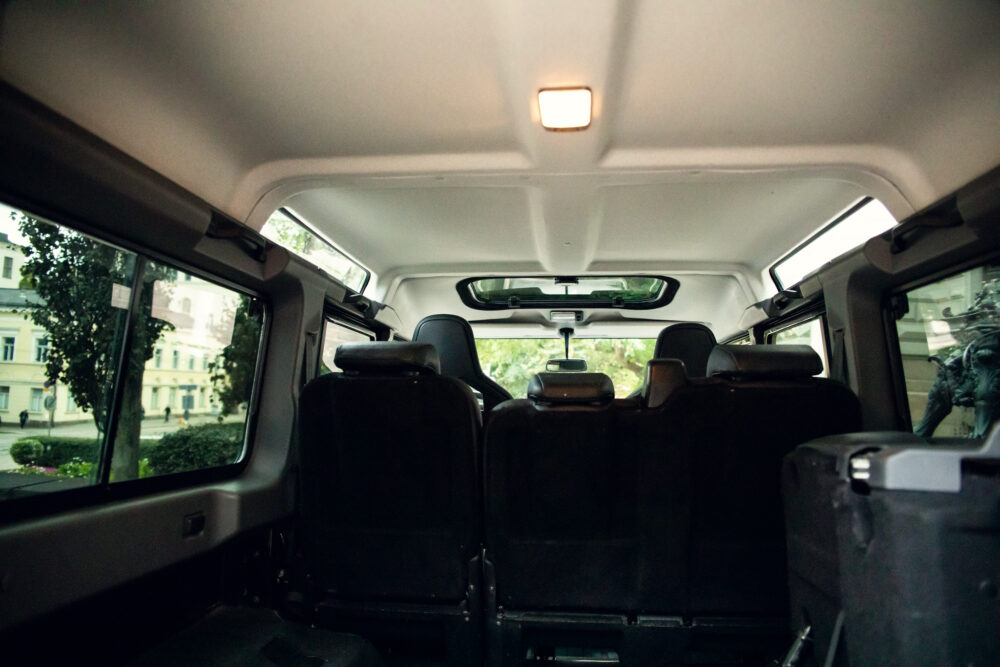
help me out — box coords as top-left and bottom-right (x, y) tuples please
(260, 211), (367, 289)
(475, 337), (656, 398)
(208, 295), (262, 415)
(15, 213), (172, 479)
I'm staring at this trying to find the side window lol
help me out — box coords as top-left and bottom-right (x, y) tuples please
(319, 318), (373, 374)
(0, 202), (264, 500)
(895, 262), (1000, 438)
(769, 316), (829, 377)
(123, 260), (264, 479)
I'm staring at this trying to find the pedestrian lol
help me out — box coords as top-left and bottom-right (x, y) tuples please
(19, 409), (28, 429)
(183, 408), (190, 423)
(164, 406), (171, 422)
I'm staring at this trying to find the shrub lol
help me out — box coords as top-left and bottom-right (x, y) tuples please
(147, 423), (244, 475)
(10, 437), (100, 467)
(56, 457), (94, 479)
(10, 436), (154, 467)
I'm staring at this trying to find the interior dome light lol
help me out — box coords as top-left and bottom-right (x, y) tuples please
(538, 88), (592, 130)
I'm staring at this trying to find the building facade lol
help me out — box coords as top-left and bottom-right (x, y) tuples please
(0, 235), (228, 428)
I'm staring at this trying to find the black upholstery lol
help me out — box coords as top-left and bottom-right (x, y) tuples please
(650, 345), (861, 615)
(653, 322), (717, 377)
(707, 343), (822, 379)
(335, 341), (440, 375)
(527, 372), (615, 405)
(486, 345), (861, 619)
(412, 313), (512, 411)
(298, 341), (481, 604)
(484, 376), (643, 611)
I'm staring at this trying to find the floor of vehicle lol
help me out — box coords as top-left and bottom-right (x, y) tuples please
(127, 605), (383, 667)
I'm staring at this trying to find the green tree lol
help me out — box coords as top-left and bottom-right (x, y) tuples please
(15, 213), (172, 480)
(208, 295), (263, 416)
(260, 211), (366, 290)
(476, 337), (656, 398)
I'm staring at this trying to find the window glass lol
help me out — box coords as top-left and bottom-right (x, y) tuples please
(117, 261), (264, 480)
(0, 203), (264, 499)
(319, 319), (373, 374)
(261, 208), (370, 293)
(467, 276), (674, 309)
(770, 317), (829, 377)
(895, 263), (1000, 438)
(0, 207), (134, 495)
(475, 338), (657, 398)
(33, 336), (49, 363)
(772, 198), (896, 290)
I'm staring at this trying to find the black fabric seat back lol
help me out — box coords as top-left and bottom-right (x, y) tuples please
(633, 347), (862, 616)
(412, 314), (512, 411)
(650, 344), (861, 616)
(485, 372), (642, 610)
(298, 342), (481, 603)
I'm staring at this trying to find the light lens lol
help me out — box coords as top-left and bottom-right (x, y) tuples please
(538, 88), (592, 130)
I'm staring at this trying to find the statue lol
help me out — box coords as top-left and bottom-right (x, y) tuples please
(914, 278), (1000, 438)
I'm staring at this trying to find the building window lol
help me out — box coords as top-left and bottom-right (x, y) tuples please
(202, 354), (208, 371)
(154, 348), (162, 368)
(0, 386), (9, 410)
(182, 297), (192, 314)
(2, 256), (12, 279)
(2, 336), (14, 361)
(34, 337), (50, 363)
(30, 388), (43, 412)
(172, 350), (179, 369)
(66, 393), (77, 412)
(151, 387), (159, 409)
(188, 355), (194, 370)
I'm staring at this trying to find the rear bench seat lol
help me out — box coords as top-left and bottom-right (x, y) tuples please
(295, 341), (860, 664)
(482, 345), (861, 664)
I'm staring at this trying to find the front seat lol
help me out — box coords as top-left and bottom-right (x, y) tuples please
(412, 313), (512, 411)
(652, 322), (717, 377)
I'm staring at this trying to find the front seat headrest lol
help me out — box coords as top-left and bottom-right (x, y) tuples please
(653, 322), (717, 377)
(527, 372), (615, 406)
(412, 313), (512, 409)
(707, 344), (822, 380)
(335, 342), (440, 375)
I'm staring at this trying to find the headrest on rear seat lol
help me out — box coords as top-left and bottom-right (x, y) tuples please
(335, 342), (440, 376)
(707, 344), (822, 379)
(641, 359), (689, 408)
(527, 372), (615, 405)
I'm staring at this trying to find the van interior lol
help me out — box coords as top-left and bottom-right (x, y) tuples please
(0, 2), (998, 665)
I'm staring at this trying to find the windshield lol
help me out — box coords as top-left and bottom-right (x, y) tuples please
(476, 338), (656, 398)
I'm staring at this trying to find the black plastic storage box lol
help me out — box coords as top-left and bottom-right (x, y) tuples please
(781, 429), (1000, 666)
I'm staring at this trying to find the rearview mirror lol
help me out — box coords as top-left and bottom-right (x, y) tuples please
(546, 358), (588, 372)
